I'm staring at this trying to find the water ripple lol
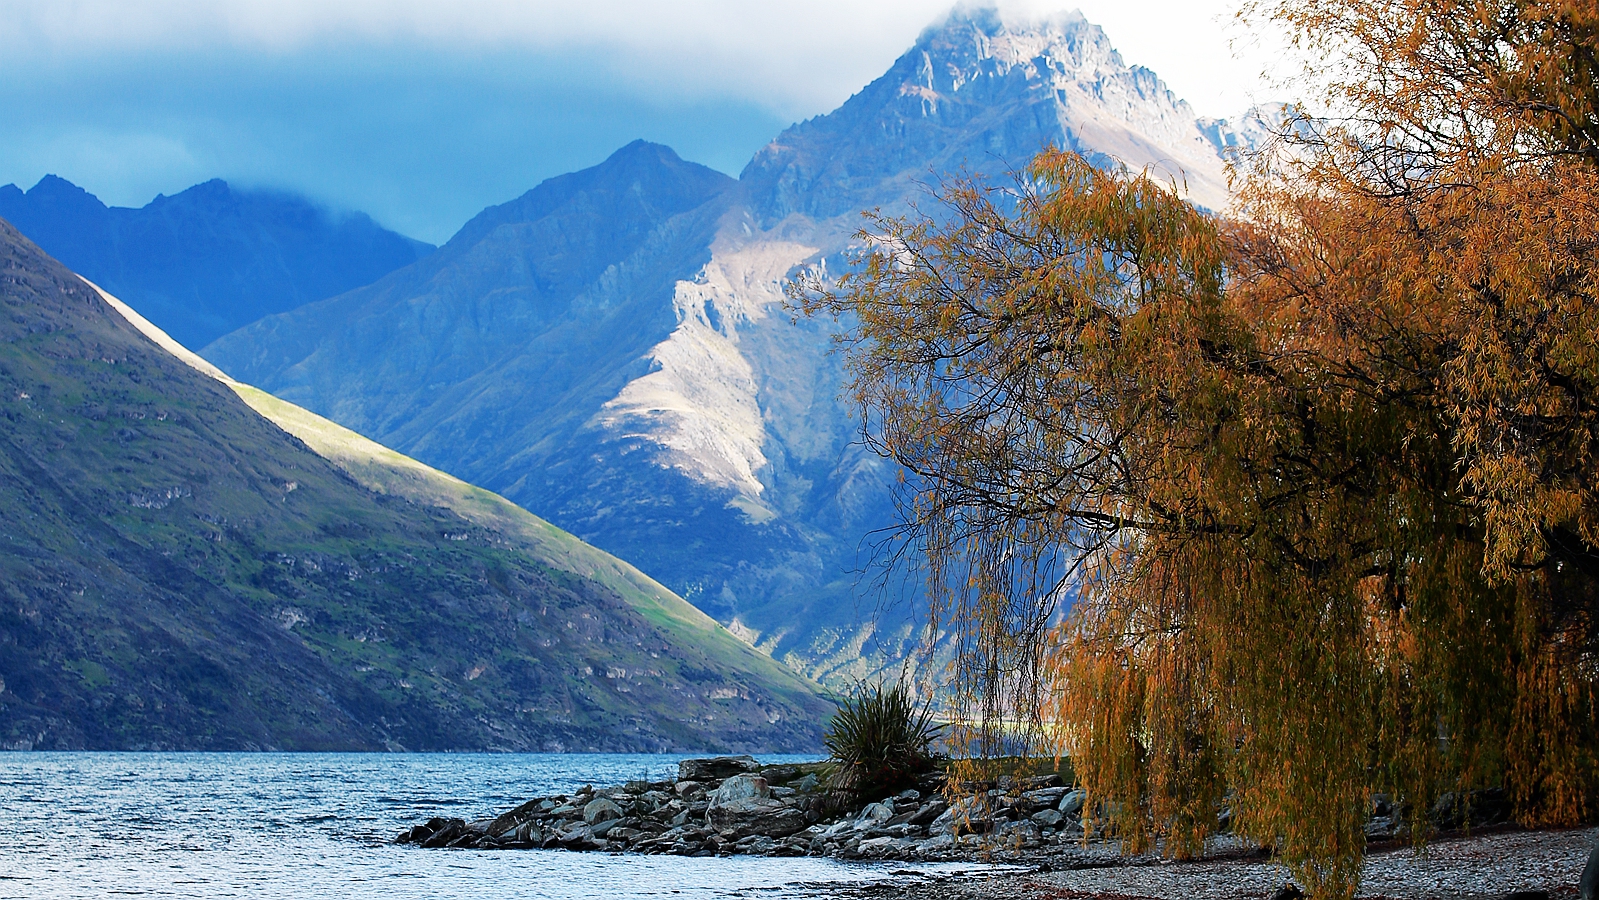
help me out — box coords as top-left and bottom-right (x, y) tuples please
(0, 752), (978, 900)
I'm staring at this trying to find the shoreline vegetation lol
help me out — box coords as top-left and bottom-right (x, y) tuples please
(395, 755), (1589, 897)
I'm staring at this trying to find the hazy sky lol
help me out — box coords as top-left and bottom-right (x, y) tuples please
(0, 1), (1282, 243)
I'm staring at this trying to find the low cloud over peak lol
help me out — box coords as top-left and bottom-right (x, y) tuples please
(0, 0), (1277, 243)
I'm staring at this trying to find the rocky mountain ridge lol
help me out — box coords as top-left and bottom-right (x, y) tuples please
(204, 5), (1263, 685)
(0, 175), (432, 350)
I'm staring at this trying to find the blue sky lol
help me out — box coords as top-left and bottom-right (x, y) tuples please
(0, 0), (1276, 244)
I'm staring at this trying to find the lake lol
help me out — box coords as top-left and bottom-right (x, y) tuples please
(0, 752), (983, 899)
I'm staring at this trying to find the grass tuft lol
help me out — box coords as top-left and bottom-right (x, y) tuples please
(823, 681), (944, 808)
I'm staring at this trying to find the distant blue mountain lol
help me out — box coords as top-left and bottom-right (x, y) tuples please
(205, 8), (1260, 687)
(0, 176), (433, 349)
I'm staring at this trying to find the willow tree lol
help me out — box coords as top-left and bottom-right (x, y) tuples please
(798, 1), (1599, 896)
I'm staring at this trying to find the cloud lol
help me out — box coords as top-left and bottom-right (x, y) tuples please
(0, 1), (1286, 243)
(0, 1), (1275, 117)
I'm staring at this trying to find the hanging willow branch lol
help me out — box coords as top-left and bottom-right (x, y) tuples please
(795, 3), (1599, 896)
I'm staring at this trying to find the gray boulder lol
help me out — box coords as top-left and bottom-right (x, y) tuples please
(1031, 808), (1064, 828)
(907, 798), (948, 827)
(1059, 789), (1087, 816)
(590, 818), (621, 837)
(1023, 787), (1068, 810)
(678, 756), (760, 782)
(710, 774), (770, 805)
(856, 801), (895, 830)
(583, 797), (623, 824)
(708, 798), (809, 839)
(557, 822), (598, 848)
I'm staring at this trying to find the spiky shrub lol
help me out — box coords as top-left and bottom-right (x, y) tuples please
(823, 682), (944, 807)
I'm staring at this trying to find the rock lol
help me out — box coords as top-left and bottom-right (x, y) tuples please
(1022, 787), (1068, 810)
(710, 774), (770, 805)
(1365, 815), (1402, 839)
(931, 796), (992, 836)
(1031, 808), (1064, 828)
(485, 798), (543, 838)
(904, 798), (947, 827)
(558, 822), (597, 848)
(1583, 832), (1599, 900)
(859, 835), (915, 858)
(590, 818), (621, 837)
(1023, 774), (1065, 789)
(916, 834), (955, 853)
(1268, 885), (1305, 900)
(857, 801), (895, 828)
(583, 797), (623, 824)
(419, 818), (467, 848)
(760, 765), (801, 783)
(916, 771), (949, 795)
(1430, 792), (1466, 829)
(708, 798), (809, 839)
(743, 835), (780, 855)
(993, 819), (1043, 848)
(821, 819), (854, 839)
(678, 756), (760, 782)
(790, 773), (819, 792)
(1059, 789), (1087, 816)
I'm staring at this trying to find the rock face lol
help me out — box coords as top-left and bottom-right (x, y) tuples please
(205, 6), (1264, 687)
(0, 176), (432, 350)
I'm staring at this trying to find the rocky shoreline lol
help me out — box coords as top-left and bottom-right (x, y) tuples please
(394, 755), (1592, 898)
(395, 754), (1084, 861)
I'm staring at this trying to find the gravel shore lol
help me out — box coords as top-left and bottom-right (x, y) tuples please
(823, 827), (1594, 899)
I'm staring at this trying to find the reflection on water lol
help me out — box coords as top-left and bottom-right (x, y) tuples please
(0, 752), (979, 899)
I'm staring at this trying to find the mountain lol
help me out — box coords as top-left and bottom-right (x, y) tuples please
(0, 217), (829, 752)
(0, 176), (433, 350)
(203, 6), (1257, 685)
(740, 4), (1237, 221)
(206, 139), (732, 452)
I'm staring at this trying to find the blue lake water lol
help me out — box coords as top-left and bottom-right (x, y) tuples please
(0, 752), (988, 899)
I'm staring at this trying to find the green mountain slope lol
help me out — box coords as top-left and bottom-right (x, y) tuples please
(0, 218), (829, 752)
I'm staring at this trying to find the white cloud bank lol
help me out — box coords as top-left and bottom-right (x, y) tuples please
(0, 0), (1278, 118)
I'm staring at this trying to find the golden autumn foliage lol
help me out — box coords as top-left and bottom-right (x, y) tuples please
(797, 1), (1599, 896)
